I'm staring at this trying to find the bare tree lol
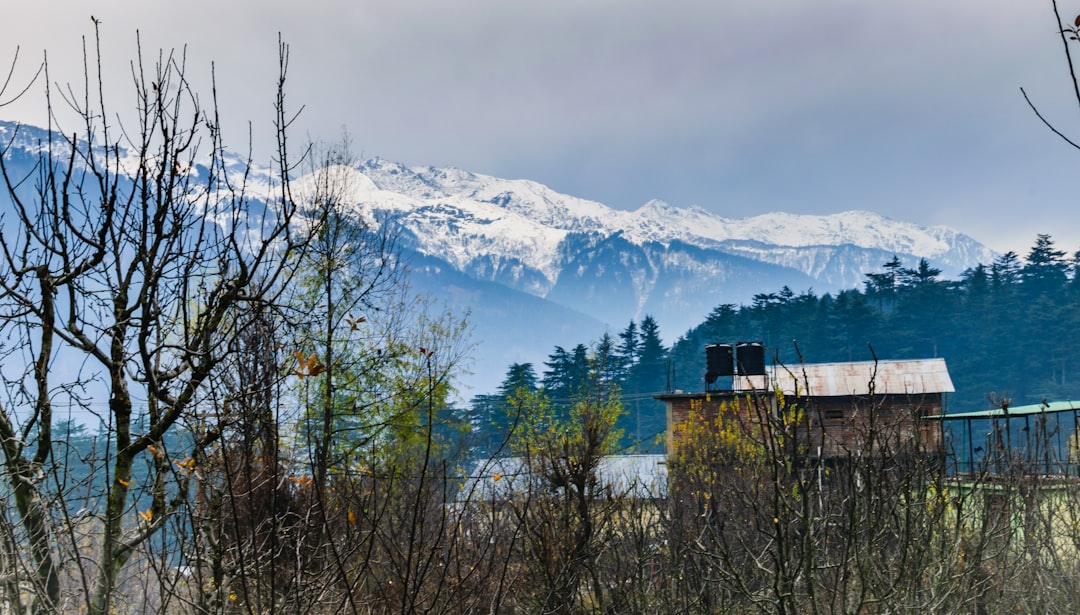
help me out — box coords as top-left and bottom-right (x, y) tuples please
(504, 374), (626, 613)
(0, 26), (310, 614)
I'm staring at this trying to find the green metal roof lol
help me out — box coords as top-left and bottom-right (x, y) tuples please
(927, 400), (1080, 420)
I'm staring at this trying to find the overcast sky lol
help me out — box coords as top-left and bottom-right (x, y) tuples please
(3, 0), (1080, 257)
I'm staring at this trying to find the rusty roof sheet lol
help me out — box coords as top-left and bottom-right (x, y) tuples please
(763, 358), (954, 397)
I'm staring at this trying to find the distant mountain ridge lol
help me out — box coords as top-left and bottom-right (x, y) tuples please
(352, 158), (994, 277)
(0, 120), (998, 395)
(339, 158), (995, 329)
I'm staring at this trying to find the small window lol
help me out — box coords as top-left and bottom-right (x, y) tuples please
(824, 409), (844, 420)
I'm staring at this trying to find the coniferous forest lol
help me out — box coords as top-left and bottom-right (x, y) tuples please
(472, 235), (1080, 452)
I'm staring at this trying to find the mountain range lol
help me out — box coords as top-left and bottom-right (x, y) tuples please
(324, 159), (994, 394)
(0, 121), (998, 397)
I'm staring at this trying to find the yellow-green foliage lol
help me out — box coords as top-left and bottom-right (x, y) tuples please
(513, 389), (624, 465)
(670, 398), (767, 474)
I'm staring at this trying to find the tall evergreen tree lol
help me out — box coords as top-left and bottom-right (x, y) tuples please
(633, 316), (668, 394)
(498, 362), (539, 399)
(899, 258), (942, 288)
(471, 362), (543, 454)
(883, 255), (904, 288)
(480, 362), (540, 453)
(542, 346), (573, 401)
(541, 344), (591, 407)
(592, 332), (623, 393)
(569, 343), (591, 395)
(616, 321), (640, 385)
(622, 315), (670, 451)
(1021, 234), (1068, 296)
(991, 251), (1022, 292)
(865, 256), (902, 313)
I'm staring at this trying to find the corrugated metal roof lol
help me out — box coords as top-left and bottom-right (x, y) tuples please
(928, 399), (1080, 420)
(758, 358), (955, 397)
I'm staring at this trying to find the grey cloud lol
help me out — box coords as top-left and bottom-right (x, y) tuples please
(2, 0), (1078, 254)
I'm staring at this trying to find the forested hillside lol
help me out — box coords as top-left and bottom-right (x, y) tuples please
(473, 234), (1080, 451)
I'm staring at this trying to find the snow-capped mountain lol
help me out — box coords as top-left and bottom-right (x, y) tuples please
(0, 120), (998, 395)
(352, 159), (993, 280)
(336, 158), (995, 334)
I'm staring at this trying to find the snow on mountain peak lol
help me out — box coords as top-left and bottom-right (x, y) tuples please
(318, 158), (995, 296)
(727, 210), (952, 253)
(0, 120), (999, 364)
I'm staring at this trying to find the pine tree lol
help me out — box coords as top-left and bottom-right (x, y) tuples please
(616, 321), (640, 385)
(543, 345), (591, 406)
(542, 346), (573, 401)
(592, 332), (623, 394)
(1021, 234), (1068, 297)
(622, 315), (669, 451)
(991, 251), (1022, 292)
(569, 343), (591, 394)
(633, 316), (668, 394)
(474, 362), (541, 453)
(498, 362), (539, 399)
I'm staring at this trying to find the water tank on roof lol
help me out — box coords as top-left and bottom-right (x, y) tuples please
(705, 343), (734, 383)
(736, 341), (766, 376)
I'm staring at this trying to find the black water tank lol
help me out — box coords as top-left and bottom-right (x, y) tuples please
(705, 344), (734, 383)
(736, 341), (766, 376)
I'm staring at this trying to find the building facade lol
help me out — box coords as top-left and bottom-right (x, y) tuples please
(659, 358), (955, 459)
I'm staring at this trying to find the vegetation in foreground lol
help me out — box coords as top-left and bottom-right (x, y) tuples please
(4, 5), (1080, 613)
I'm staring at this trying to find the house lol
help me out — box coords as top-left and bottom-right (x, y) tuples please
(658, 356), (955, 460)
